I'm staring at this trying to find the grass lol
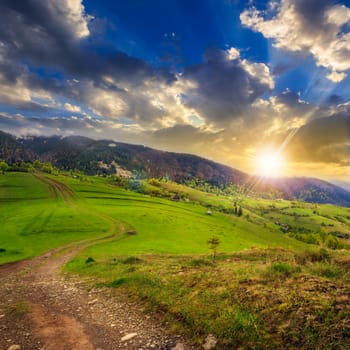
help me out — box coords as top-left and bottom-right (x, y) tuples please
(5, 301), (30, 316)
(1, 171), (350, 348)
(65, 248), (350, 349)
(0, 173), (110, 263)
(0, 171), (306, 264)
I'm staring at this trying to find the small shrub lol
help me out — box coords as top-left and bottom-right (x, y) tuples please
(96, 277), (129, 288)
(325, 236), (344, 250)
(188, 258), (213, 267)
(120, 256), (142, 264)
(85, 256), (95, 264)
(107, 278), (129, 287)
(266, 262), (299, 278)
(294, 233), (319, 245)
(317, 266), (342, 279)
(295, 248), (330, 264)
(148, 178), (161, 187)
(0, 248), (6, 253)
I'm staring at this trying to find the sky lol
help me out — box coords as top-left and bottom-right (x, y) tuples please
(0, 0), (349, 181)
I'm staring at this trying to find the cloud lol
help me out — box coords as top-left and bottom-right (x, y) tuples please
(64, 103), (81, 113)
(0, 0), (181, 127)
(180, 47), (274, 126)
(0, 67), (54, 112)
(150, 124), (222, 152)
(287, 113), (350, 165)
(241, 0), (350, 81)
(0, 0), (166, 88)
(0, 0), (348, 181)
(0, 0), (91, 70)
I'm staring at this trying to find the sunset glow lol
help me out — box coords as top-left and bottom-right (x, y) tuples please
(255, 150), (285, 177)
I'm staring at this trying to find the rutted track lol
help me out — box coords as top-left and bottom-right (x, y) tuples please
(0, 174), (191, 350)
(34, 173), (75, 204)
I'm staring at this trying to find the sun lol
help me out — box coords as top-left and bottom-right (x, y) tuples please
(254, 149), (285, 177)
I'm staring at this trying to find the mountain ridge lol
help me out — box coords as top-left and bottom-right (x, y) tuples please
(1, 130), (350, 207)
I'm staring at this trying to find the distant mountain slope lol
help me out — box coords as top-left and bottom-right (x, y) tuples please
(1, 130), (350, 207)
(332, 180), (350, 192)
(0, 131), (246, 184)
(264, 177), (350, 207)
(0, 130), (34, 163)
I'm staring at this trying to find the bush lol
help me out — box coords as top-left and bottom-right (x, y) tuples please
(293, 233), (319, 245)
(266, 262), (300, 278)
(96, 277), (129, 288)
(295, 248), (330, 265)
(85, 256), (95, 264)
(316, 266), (342, 279)
(325, 236), (344, 250)
(148, 178), (161, 187)
(120, 256), (142, 264)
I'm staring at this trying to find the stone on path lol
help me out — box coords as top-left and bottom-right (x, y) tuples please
(171, 342), (185, 350)
(8, 345), (21, 350)
(203, 334), (217, 349)
(121, 332), (138, 341)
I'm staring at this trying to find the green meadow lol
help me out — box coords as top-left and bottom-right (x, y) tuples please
(1, 171), (350, 348)
(0, 171), (306, 264)
(0, 172), (109, 263)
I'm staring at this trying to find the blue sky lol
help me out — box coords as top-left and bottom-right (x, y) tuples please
(0, 0), (349, 180)
(82, 0), (268, 65)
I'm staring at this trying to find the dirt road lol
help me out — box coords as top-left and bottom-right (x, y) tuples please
(0, 175), (191, 349)
(0, 238), (191, 349)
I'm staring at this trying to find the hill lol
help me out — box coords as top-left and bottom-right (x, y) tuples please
(1, 130), (350, 206)
(333, 180), (350, 192)
(1, 171), (349, 349)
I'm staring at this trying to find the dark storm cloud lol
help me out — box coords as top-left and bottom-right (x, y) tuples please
(0, 0), (171, 92)
(181, 48), (273, 125)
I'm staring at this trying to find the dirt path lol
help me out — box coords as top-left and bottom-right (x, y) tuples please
(33, 173), (75, 204)
(0, 176), (192, 350)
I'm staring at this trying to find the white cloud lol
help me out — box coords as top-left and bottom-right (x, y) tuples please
(240, 0), (350, 81)
(326, 71), (347, 83)
(226, 47), (240, 60)
(64, 103), (81, 113)
(0, 71), (54, 111)
(241, 59), (274, 89)
(44, 0), (92, 39)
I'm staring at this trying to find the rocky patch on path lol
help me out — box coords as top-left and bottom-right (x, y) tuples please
(0, 247), (194, 350)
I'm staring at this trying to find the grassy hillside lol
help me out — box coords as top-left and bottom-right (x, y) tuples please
(0, 172), (306, 264)
(0, 172), (110, 263)
(2, 130), (350, 207)
(1, 172), (349, 348)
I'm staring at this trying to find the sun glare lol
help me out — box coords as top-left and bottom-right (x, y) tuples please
(255, 149), (285, 177)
